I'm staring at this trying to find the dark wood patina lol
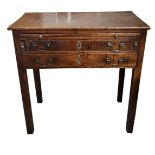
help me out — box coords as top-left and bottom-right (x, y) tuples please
(8, 12), (150, 134)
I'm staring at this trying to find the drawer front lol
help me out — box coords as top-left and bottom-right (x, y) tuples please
(84, 52), (137, 68)
(22, 53), (80, 68)
(21, 40), (139, 52)
(22, 52), (137, 69)
(20, 33), (140, 52)
(21, 33), (139, 68)
(28, 40), (108, 51)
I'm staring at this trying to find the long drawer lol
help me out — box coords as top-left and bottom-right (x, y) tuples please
(19, 33), (140, 52)
(22, 52), (137, 69)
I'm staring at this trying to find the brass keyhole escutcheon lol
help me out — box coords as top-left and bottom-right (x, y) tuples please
(106, 57), (111, 64)
(76, 41), (82, 50)
(118, 57), (128, 64)
(76, 54), (81, 64)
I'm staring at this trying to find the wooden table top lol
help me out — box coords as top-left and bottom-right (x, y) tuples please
(8, 11), (150, 30)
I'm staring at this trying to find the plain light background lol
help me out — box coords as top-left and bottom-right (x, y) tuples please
(0, 0), (155, 154)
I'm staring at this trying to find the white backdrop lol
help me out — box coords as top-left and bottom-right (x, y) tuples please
(0, 0), (155, 154)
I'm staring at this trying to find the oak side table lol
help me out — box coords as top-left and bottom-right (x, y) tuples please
(8, 12), (150, 134)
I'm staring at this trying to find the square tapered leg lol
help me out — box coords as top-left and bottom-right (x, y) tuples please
(126, 68), (141, 133)
(33, 69), (43, 103)
(117, 68), (125, 102)
(126, 31), (147, 133)
(18, 68), (34, 134)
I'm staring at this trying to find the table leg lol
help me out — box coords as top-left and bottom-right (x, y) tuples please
(117, 68), (125, 102)
(18, 68), (34, 134)
(33, 69), (43, 103)
(126, 31), (147, 133)
(126, 68), (141, 133)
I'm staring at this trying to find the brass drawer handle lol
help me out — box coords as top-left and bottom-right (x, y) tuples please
(120, 42), (125, 47)
(34, 58), (40, 64)
(118, 58), (128, 64)
(32, 42), (38, 47)
(107, 42), (113, 50)
(32, 42), (52, 51)
(34, 57), (53, 67)
(46, 42), (51, 47)
(119, 42), (126, 48)
(106, 57), (111, 64)
(107, 42), (113, 47)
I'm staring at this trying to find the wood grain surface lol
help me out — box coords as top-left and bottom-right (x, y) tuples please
(8, 12), (150, 30)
